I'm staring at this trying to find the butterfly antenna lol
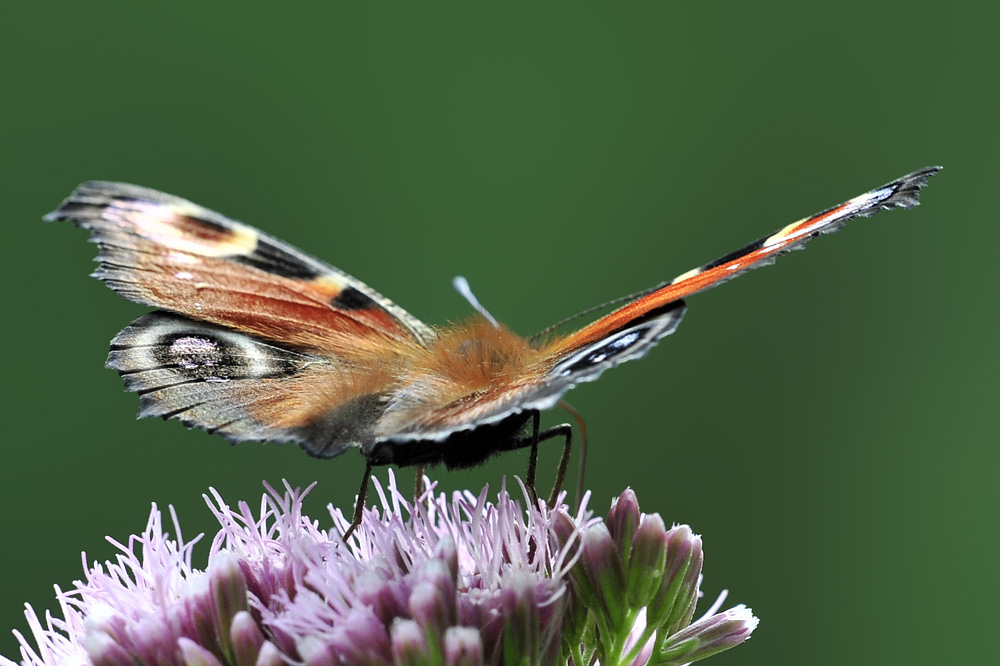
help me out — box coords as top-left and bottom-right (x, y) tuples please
(453, 275), (499, 327)
(527, 283), (665, 343)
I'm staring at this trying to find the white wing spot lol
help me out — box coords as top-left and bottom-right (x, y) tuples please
(170, 336), (219, 370)
(610, 332), (640, 350)
(672, 267), (702, 284)
(167, 251), (200, 265)
(853, 186), (893, 208)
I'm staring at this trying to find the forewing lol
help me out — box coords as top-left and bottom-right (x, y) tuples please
(108, 311), (386, 458)
(550, 166), (941, 354)
(46, 181), (435, 351)
(374, 167), (941, 444)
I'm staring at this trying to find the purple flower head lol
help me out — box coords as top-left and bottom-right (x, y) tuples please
(2, 477), (757, 666)
(553, 489), (759, 666)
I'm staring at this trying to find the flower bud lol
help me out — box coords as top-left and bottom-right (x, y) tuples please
(230, 610), (265, 666)
(646, 525), (702, 634)
(606, 488), (641, 565)
(501, 572), (540, 666)
(254, 641), (284, 666)
(83, 631), (134, 666)
(209, 553), (249, 661)
(626, 513), (669, 608)
(574, 523), (627, 628)
(443, 627), (485, 666)
(436, 537), (459, 583)
(657, 605), (759, 665)
(410, 559), (457, 633)
(391, 618), (432, 666)
(178, 637), (225, 666)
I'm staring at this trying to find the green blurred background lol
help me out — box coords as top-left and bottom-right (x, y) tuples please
(2, 3), (995, 665)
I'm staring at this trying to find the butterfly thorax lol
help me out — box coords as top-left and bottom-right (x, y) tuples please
(374, 319), (548, 437)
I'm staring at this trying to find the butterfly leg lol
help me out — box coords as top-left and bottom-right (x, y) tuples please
(547, 424), (573, 507)
(558, 400), (588, 512)
(342, 463), (373, 542)
(524, 411), (541, 506)
(508, 414), (572, 508)
(414, 464), (426, 501)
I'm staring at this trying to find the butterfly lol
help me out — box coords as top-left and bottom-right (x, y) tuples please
(48, 167), (939, 537)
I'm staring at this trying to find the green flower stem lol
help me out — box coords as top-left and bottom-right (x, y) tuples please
(618, 617), (658, 666)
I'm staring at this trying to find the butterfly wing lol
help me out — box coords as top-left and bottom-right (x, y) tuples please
(549, 166), (941, 355)
(107, 311), (386, 457)
(377, 167), (940, 444)
(49, 181), (435, 456)
(46, 181), (435, 350)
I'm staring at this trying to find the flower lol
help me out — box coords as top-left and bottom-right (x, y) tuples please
(2, 476), (758, 666)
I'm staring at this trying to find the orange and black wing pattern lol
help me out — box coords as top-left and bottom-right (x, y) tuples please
(378, 167), (941, 446)
(45, 181), (434, 351)
(47, 181), (435, 457)
(549, 166), (941, 356)
(47, 168), (940, 466)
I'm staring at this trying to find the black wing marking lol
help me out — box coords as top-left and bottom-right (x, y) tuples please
(107, 312), (380, 457)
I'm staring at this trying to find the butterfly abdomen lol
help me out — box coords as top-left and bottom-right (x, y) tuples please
(366, 410), (534, 468)
(292, 393), (387, 459)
